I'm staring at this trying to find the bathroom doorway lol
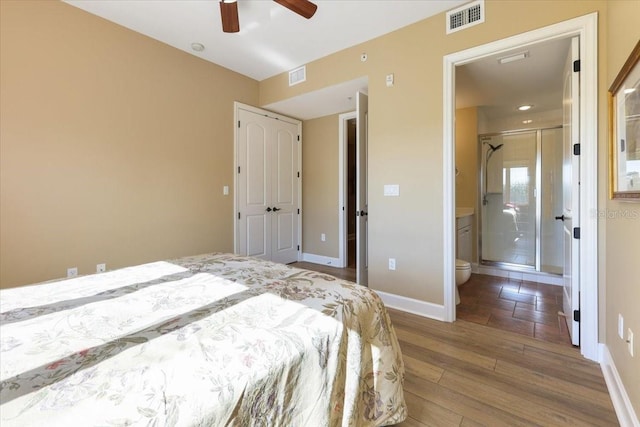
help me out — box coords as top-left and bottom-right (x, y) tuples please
(338, 91), (368, 286)
(444, 14), (599, 360)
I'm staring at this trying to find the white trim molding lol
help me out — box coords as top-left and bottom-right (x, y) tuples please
(600, 344), (640, 427)
(443, 12), (599, 361)
(301, 252), (341, 267)
(375, 290), (445, 321)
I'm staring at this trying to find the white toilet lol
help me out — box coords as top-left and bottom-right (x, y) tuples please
(455, 259), (471, 286)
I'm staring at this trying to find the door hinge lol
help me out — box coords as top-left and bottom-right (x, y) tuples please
(238, 120), (240, 128)
(297, 135), (300, 141)
(297, 171), (300, 178)
(573, 310), (580, 322)
(297, 208), (300, 214)
(297, 245), (300, 251)
(238, 166), (240, 174)
(573, 143), (580, 155)
(238, 212), (241, 219)
(573, 227), (580, 239)
(573, 59), (580, 72)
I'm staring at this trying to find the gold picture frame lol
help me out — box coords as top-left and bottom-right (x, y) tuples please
(609, 40), (640, 200)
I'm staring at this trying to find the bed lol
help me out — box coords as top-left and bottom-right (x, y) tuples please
(0, 253), (406, 426)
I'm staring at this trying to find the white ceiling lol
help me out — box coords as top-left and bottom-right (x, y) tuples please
(65, 0), (467, 81)
(63, 1), (571, 122)
(456, 37), (571, 120)
(264, 76), (368, 120)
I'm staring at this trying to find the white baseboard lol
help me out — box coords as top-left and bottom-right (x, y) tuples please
(301, 253), (342, 268)
(600, 344), (640, 427)
(375, 290), (445, 321)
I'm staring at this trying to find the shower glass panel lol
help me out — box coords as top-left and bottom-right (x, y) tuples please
(540, 128), (563, 274)
(480, 127), (564, 274)
(481, 131), (537, 267)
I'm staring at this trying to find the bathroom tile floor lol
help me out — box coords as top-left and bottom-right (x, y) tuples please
(457, 273), (573, 346)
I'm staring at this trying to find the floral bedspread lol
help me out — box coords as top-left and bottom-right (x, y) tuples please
(0, 253), (406, 426)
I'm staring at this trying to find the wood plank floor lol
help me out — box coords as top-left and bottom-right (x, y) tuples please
(389, 309), (618, 426)
(289, 262), (618, 426)
(457, 273), (573, 345)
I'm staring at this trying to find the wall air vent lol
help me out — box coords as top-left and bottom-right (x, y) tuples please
(288, 65), (306, 86)
(446, 0), (484, 34)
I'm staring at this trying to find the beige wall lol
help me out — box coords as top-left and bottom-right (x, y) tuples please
(2, 0), (638, 415)
(301, 114), (340, 258)
(260, 0), (609, 303)
(263, 1), (640, 411)
(0, 1), (259, 288)
(604, 0), (640, 416)
(455, 107), (478, 263)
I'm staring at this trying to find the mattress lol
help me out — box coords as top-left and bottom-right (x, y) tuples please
(0, 253), (406, 426)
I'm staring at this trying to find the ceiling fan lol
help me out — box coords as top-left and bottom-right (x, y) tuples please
(219, 0), (318, 33)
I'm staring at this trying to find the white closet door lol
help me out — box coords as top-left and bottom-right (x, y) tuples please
(270, 125), (299, 263)
(237, 106), (300, 264)
(238, 110), (271, 259)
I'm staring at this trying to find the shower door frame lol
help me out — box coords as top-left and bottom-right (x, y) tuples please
(477, 127), (562, 274)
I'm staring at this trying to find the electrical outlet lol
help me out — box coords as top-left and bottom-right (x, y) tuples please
(321, 233), (326, 242)
(388, 258), (396, 270)
(67, 267), (78, 278)
(628, 329), (634, 357)
(96, 263), (106, 273)
(618, 314), (624, 339)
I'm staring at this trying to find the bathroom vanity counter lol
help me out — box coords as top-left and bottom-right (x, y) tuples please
(456, 207), (474, 218)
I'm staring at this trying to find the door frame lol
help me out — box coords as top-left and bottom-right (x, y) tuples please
(233, 102), (302, 261)
(443, 13), (599, 361)
(338, 111), (357, 268)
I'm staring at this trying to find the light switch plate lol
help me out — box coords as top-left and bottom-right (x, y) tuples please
(386, 73), (394, 87)
(384, 184), (400, 196)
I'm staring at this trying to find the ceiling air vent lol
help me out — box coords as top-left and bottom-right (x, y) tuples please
(446, 0), (484, 34)
(289, 65), (306, 86)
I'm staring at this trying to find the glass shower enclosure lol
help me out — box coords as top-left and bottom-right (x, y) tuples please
(479, 128), (563, 274)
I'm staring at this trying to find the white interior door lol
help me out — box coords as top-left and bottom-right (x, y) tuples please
(356, 92), (368, 286)
(562, 37), (580, 346)
(271, 125), (299, 264)
(236, 105), (300, 264)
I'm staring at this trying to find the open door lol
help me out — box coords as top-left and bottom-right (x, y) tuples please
(356, 92), (368, 286)
(561, 37), (580, 346)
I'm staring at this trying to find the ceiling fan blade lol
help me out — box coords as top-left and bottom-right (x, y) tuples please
(273, 0), (317, 19)
(220, 1), (240, 33)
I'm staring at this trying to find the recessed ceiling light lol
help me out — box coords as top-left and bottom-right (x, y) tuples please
(523, 119), (533, 124)
(191, 42), (205, 52)
(518, 105), (533, 111)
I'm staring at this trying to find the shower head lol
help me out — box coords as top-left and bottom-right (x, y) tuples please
(485, 142), (504, 164)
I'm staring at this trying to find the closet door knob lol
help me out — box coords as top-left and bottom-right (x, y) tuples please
(272, 207), (281, 212)
(554, 215), (565, 221)
(266, 207), (272, 212)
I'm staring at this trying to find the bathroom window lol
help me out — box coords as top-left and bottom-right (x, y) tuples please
(503, 166), (530, 206)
